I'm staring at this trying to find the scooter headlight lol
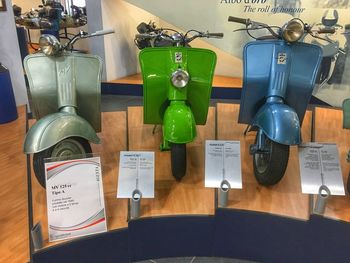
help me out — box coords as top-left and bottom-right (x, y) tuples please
(171, 69), (189, 89)
(282, 19), (304, 43)
(39, 34), (61, 56)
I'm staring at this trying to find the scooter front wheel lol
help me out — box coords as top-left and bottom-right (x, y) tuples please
(253, 135), (289, 186)
(171, 143), (187, 181)
(33, 137), (92, 188)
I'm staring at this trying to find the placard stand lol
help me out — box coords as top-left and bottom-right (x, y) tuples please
(117, 151), (155, 221)
(205, 140), (242, 208)
(312, 185), (331, 215)
(130, 189), (142, 219)
(218, 180), (231, 208)
(30, 222), (43, 251)
(299, 143), (345, 216)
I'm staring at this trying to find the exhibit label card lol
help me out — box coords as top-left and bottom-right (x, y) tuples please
(205, 140), (242, 189)
(117, 151), (154, 198)
(298, 143), (345, 195)
(45, 157), (107, 242)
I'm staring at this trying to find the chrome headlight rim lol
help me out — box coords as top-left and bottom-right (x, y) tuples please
(171, 69), (190, 89)
(281, 19), (304, 43)
(39, 34), (61, 56)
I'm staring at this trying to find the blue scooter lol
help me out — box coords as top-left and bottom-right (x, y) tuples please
(228, 16), (333, 185)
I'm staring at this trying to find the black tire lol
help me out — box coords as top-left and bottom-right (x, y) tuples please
(171, 143), (187, 181)
(347, 172), (350, 194)
(253, 134), (290, 186)
(33, 137), (92, 188)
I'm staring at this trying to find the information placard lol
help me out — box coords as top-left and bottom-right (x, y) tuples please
(45, 157), (107, 242)
(117, 151), (154, 198)
(298, 143), (345, 195)
(205, 140), (242, 189)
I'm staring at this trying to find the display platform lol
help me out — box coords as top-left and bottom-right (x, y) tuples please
(127, 106), (216, 217)
(2, 104), (348, 262)
(314, 107), (350, 221)
(216, 103), (312, 219)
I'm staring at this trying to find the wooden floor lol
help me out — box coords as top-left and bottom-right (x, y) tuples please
(1, 104), (349, 262)
(0, 106), (29, 263)
(109, 73), (243, 88)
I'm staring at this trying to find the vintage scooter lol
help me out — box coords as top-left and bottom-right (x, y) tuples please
(228, 16), (333, 185)
(24, 29), (114, 188)
(305, 10), (347, 88)
(135, 27), (223, 180)
(342, 98), (350, 193)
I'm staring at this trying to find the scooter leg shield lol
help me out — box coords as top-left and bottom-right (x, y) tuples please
(162, 103), (196, 144)
(24, 112), (100, 154)
(252, 103), (301, 145)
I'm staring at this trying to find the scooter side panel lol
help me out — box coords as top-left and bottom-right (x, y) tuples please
(239, 41), (322, 125)
(24, 53), (102, 132)
(285, 43), (322, 124)
(139, 47), (216, 125)
(343, 98), (350, 129)
(187, 49), (217, 125)
(139, 48), (171, 124)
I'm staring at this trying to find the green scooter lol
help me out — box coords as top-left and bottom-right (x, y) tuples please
(343, 98), (350, 193)
(135, 26), (223, 180)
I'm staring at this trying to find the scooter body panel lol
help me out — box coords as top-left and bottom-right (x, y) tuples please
(239, 40), (322, 126)
(163, 102), (196, 144)
(24, 52), (102, 132)
(343, 98), (350, 129)
(24, 112), (100, 154)
(252, 102), (301, 145)
(139, 47), (217, 125)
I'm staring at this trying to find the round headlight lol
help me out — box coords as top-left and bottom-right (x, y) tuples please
(282, 19), (304, 43)
(171, 69), (189, 88)
(39, 34), (61, 56)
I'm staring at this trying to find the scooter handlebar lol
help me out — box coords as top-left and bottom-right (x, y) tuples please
(91, 29), (115, 37)
(228, 16), (248, 25)
(317, 28), (336, 34)
(206, 32), (224, 38)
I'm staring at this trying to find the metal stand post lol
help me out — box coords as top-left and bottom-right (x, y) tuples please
(31, 222), (43, 251)
(218, 180), (231, 208)
(314, 185), (331, 215)
(130, 189), (142, 219)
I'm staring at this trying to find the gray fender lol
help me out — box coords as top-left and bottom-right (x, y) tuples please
(24, 112), (100, 154)
(252, 103), (301, 145)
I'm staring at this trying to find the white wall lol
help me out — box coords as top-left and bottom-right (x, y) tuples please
(0, 0), (28, 106)
(101, 0), (159, 80)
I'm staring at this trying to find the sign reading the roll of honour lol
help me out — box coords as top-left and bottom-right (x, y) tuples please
(117, 151), (155, 198)
(45, 157), (107, 242)
(205, 140), (242, 188)
(298, 143), (345, 195)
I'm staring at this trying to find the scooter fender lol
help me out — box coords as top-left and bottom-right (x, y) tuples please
(24, 112), (100, 154)
(252, 103), (301, 145)
(163, 103), (196, 144)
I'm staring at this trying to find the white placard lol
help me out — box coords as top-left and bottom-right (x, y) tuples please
(45, 157), (107, 242)
(117, 151), (154, 198)
(298, 143), (345, 195)
(205, 140), (242, 189)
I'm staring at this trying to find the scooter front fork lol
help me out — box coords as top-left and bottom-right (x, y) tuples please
(160, 138), (170, 151)
(249, 129), (270, 155)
